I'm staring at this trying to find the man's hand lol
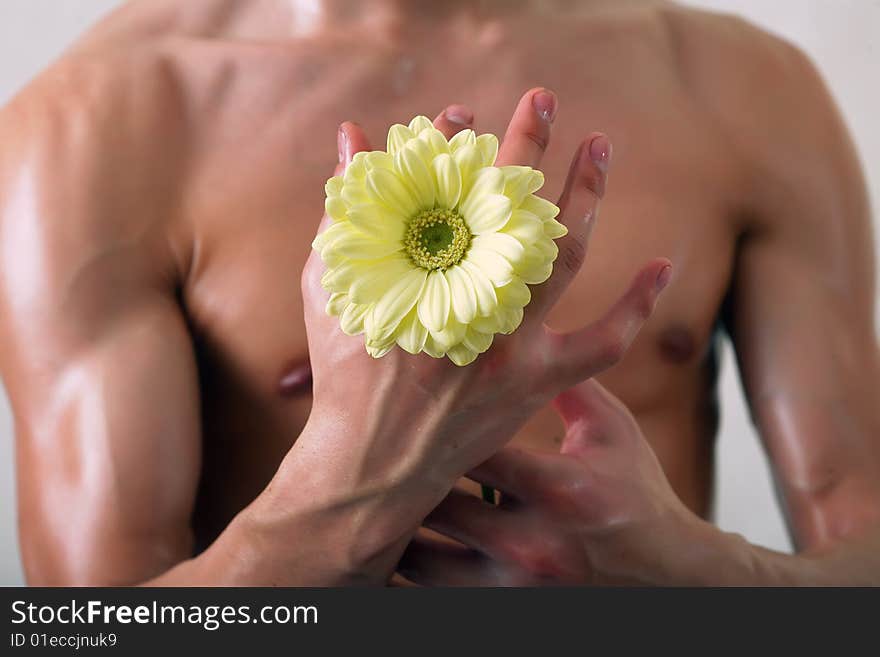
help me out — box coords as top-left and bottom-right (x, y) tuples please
(253, 89), (672, 585)
(401, 380), (880, 588)
(399, 380), (707, 586)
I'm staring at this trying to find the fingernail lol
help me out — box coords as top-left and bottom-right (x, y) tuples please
(337, 125), (348, 163)
(445, 105), (473, 126)
(589, 134), (612, 172)
(656, 265), (673, 292)
(533, 89), (558, 123)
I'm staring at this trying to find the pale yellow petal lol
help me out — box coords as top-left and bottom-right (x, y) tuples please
(343, 154), (368, 184)
(448, 128), (476, 153)
(340, 302), (371, 335)
(501, 166), (544, 208)
(465, 245), (514, 286)
(534, 237), (559, 261)
(432, 153), (462, 209)
(475, 133), (499, 167)
(497, 306), (524, 334)
(462, 193), (511, 235)
(460, 260), (498, 316)
(462, 327), (494, 354)
(470, 313), (502, 334)
(496, 278), (532, 309)
(418, 127), (451, 157)
(325, 196), (348, 222)
(396, 308), (429, 355)
(395, 144), (435, 210)
(325, 175), (344, 197)
(326, 292), (349, 317)
(417, 269), (451, 332)
(370, 268), (428, 338)
(445, 264), (477, 324)
(462, 167), (504, 207)
(348, 255), (414, 304)
(430, 317), (466, 352)
(502, 209), (545, 244)
(519, 194), (561, 221)
(312, 220), (347, 252)
(448, 344), (479, 367)
(543, 217), (568, 239)
(408, 115), (434, 135)
(364, 151), (394, 170)
(515, 251), (554, 285)
(452, 143), (483, 196)
(366, 168), (419, 218)
(321, 258), (361, 292)
(326, 228), (404, 260)
(471, 232), (526, 265)
(365, 339), (395, 359)
(387, 124), (415, 154)
(422, 333), (446, 359)
(407, 136), (435, 168)
(499, 166), (531, 208)
(473, 302), (525, 335)
(341, 180), (371, 207)
(346, 203), (406, 242)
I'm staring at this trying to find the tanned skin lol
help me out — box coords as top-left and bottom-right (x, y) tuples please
(0, 0), (877, 585)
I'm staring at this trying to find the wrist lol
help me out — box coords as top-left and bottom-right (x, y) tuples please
(668, 516), (805, 586)
(246, 421), (455, 585)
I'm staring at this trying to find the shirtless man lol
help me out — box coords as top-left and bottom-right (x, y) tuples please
(1, 0), (878, 586)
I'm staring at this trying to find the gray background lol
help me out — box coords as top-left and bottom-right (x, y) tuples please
(1, 0), (878, 585)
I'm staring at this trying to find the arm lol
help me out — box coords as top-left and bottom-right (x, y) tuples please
(722, 39), (880, 583)
(0, 74), (212, 585)
(0, 231), (198, 581)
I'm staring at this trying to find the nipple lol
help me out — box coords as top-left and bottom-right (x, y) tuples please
(658, 326), (697, 364)
(278, 360), (313, 397)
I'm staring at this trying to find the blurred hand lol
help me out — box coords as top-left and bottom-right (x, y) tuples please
(399, 380), (701, 586)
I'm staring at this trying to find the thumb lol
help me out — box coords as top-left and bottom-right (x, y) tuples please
(553, 379), (635, 456)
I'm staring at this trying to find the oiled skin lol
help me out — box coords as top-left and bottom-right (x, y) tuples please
(0, 0), (878, 585)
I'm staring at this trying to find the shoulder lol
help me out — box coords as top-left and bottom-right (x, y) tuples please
(0, 41), (187, 233)
(655, 5), (866, 233)
(655, 5), (841, 147)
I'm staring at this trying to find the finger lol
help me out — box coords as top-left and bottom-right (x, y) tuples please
(398, 536), (492, 587)
(321, 121), (373, 233)
(525, 133), (610, 323)
(302, 122), (373, 305)
(544, 258), (673, 389)
(423, 488), (511, 554)
(495, 87), (557, 167)
(433, 104), (474, 140)
(337, 120), (373, 171)
(466, 447), (562, 503)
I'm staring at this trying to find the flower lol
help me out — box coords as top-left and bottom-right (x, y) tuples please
(313, 116), (567, 366)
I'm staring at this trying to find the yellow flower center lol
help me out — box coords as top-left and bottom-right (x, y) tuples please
(403, 208), (472, 270)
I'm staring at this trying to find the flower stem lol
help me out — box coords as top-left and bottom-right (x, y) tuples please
(481, 485), (496, 505)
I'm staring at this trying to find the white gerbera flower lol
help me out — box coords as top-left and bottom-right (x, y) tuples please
(313, 116), (567, 366)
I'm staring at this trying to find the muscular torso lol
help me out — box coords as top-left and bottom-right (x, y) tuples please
(5, 0), (750, 555)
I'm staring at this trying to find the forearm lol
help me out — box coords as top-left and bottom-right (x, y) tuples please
(139, 494), (416, 587)
(144, 420), (456, 587)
